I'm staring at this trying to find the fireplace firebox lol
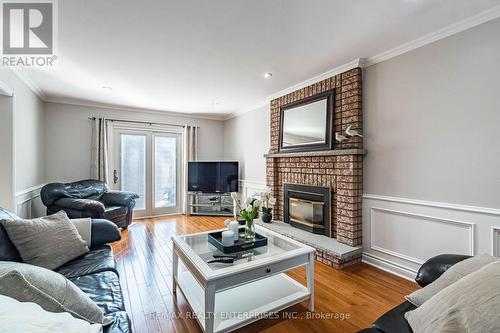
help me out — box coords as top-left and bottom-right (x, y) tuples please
(284, 183), (330, 237)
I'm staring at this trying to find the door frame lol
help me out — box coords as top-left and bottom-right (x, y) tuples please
(108, 121), (184, 218)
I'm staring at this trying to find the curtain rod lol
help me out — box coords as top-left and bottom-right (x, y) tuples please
(87, 117), (199, 128)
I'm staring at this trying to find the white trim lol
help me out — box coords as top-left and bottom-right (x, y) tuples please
(10, 68), (46, 100)
(364, 5), (500, 66)
(492, 226), (500, 257)
(45, 97), (228, 121)
(15, 184), (45, 219)
(363, 193), (500, 216)
(361, 252), (416, 281)
(224, 58), (365, 120)
(15, 184), (46, 197)
(370, 207), (476, 262)
(239, 179), (266, 188)
(0, 80), (14, 97)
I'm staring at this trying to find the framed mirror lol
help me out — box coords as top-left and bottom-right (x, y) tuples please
(279, 90), (335, 152)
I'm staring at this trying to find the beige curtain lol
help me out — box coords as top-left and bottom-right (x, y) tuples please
(183, 125), (198, 213)
(90, 117), (109, 183)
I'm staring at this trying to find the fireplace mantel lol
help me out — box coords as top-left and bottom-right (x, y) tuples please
(264, 148), (366, 159)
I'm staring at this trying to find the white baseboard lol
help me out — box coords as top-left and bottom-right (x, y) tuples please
(362, 252), (417, 281)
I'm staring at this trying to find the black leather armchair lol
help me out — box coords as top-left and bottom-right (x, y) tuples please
(41, 179), (139, 229)
(358, 254), (472, 333)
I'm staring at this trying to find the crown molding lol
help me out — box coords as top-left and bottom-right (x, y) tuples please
(44, 96), (229, 121)
(0, 79), (14, 97)
(224, 58), (365, 120)
(364, 4), (500, 66)
(10, 68), (47, 100)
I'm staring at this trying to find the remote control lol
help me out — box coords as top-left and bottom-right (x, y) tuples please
(207, 257), (234, 264)
(213, 254), (237, 259)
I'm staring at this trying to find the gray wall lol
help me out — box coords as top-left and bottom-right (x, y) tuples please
(0, 70), (45, 193)
(44, 102), (225, 183)
(0, 95), (15, 210)
(223, 105), (269, 183)
(363, 18), (500, 208)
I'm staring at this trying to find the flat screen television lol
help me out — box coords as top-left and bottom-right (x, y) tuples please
(188, 161), (239, 193)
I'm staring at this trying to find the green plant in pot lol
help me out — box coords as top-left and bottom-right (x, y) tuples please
(260, 189), (276, 223)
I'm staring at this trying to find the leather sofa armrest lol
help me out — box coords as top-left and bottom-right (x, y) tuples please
(54, 198), (106, 215)
(415, 254), (472, 287)
(90, 219), (121, 247)
(100, 191), (139, 207)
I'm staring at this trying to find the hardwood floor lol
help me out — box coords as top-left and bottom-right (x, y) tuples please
(111, 215), (417, 333)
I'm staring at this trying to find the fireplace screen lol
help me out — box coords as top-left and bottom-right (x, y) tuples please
(284, 183), (330, 236)
(289, 198), (324, 230)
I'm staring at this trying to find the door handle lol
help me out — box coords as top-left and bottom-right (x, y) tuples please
(113, 170), (118, 184)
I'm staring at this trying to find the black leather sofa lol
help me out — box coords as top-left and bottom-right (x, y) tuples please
(0, 207), (131, 333)
(41, 179), (138, 229)
(358, 254), (472, 333)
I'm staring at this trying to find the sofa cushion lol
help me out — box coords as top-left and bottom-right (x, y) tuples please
(56, 245), (117, 279)
(0, 210), (89, 270)
(104, 311), (131, 333)
(71, 271), (124, 315)
(103, 206), (128, 220)
(0, 261), (107, 324)
(373, 301), (415, 333)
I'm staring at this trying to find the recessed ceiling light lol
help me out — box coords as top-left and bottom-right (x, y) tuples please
(102, 86), (112, 91)
(264, 72), (273, 79)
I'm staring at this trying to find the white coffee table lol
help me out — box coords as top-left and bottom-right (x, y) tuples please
(171, 225), (315, 333)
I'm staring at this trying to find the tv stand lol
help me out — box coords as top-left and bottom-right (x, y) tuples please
(187, 192), (235, 216)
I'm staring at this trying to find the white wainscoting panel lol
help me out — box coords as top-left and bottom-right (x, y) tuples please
(363, 194), (500, 280)
(492, 227), (500, 257)
(239, 180), (267, 201)
(15, 184), (46, 218)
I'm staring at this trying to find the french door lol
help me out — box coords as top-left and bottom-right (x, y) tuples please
(111, 127), (182, 217)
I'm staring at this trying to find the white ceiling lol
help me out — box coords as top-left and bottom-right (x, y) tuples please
(22, 0), (500, 119)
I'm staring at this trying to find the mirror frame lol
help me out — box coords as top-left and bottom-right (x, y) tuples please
(279, 89), (335, 153)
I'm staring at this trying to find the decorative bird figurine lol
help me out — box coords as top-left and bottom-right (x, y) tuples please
(345, 125), (363, 137)
(335, 132), (348, 143)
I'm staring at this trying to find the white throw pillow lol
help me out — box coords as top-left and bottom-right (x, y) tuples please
(406, 253), (500, 307)
(405, 261), (500, 333)
(0, 294), (102, 333)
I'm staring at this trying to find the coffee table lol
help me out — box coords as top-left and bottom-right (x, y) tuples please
(171, 225), (315, 333)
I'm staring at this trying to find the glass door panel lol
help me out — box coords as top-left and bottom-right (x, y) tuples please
(154, 136), (176, 208)
(119, 134), (147, 210)
(112, 127), (182, 217)
(153, 133), (181, 215)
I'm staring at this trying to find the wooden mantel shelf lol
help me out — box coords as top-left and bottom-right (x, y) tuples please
(264, 148), (367, 158)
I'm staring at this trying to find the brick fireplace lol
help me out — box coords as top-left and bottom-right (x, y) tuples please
(264, 67), (365, 269)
